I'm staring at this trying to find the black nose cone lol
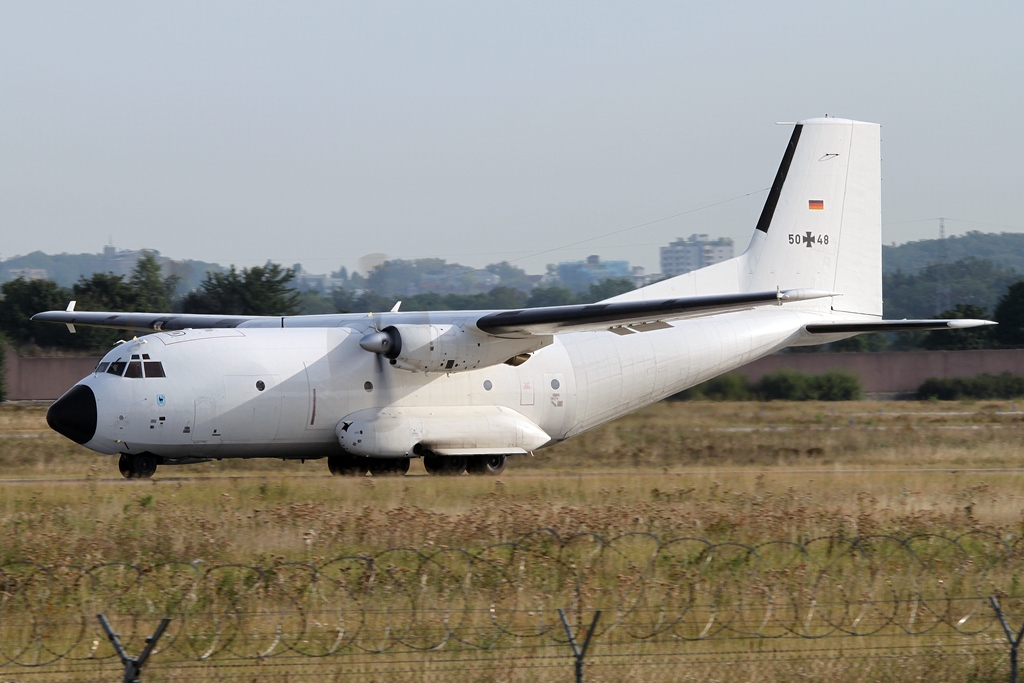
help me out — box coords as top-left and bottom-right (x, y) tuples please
(46, 384), (97, 444)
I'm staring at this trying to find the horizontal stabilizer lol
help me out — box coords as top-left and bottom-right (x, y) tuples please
(805, 319), (996, 334)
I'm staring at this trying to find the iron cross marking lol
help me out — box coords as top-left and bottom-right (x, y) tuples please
(804, 231), (814, 248)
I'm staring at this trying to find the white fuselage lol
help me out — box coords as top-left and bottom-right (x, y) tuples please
(74, 307), (821, 460)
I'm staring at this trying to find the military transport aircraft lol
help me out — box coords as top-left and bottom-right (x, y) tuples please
(36, 118), (992, 479)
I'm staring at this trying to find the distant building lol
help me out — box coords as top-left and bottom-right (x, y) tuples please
(660, 234), (734, 277)
(555, 255), (632, 292)
(7, 268), (48, 281)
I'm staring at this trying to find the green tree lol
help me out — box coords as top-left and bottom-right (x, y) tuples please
(525, 287), (577, 308)
(580, 278), (636, 303)
(920, 304), (995, 350)
(181, 263), (300, 316)
(0, 278), (76, 348)
(485, 261), (534, 291)
(129, 251), (179, 312)
(829, 333), (888, 352)
(995, 281), (1024, 347)
(883, 257), (1018, 320)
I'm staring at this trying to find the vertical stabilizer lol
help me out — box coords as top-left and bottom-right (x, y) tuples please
(745, 118), (881, 316)
(611, 118), (882, 317)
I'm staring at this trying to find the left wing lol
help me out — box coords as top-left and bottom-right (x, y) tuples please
(30, 311), (274, 331)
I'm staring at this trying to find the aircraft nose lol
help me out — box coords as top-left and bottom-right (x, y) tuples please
(46, 384), (98, 444)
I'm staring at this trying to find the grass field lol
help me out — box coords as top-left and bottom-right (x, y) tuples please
(2, 400), (1024, 681)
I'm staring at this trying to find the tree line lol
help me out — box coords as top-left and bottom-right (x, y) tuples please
(0, 252), (637, 352)
(4, 249), (1024, 354)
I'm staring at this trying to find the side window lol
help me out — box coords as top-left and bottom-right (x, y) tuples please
(143, 361), (166, 378)
(124, 361), (143, 378)
(107, 360), (126, 375)
(96, 362), (110, 374)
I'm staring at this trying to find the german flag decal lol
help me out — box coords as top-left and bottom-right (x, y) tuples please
(808, 200), (824, 210)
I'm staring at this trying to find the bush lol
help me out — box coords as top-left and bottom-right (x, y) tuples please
(754, 369), (862, 401)
(0, 339), (5, 402)
(917, 373), (1024, 400)
(673, 373), (752, 401)
(675, 369), (862, 402)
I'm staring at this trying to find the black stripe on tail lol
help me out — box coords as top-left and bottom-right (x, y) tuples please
(754, 124), (802, 234)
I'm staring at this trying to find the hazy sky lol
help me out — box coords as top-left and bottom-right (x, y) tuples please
(2, 2), (1022, 275)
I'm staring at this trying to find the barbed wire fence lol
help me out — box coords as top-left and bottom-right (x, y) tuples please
(3, 529), (1024, 681)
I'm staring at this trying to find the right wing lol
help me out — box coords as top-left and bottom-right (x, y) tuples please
(475, 289), (834, 336)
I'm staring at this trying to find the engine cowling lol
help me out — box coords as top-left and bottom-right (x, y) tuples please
(359, 324), (548, 373)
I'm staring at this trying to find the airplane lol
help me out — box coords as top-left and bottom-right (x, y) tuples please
(35, 117), (992, 479)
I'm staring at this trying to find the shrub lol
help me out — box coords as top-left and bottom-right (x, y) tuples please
(917, 372), (1024, 400)
(673, 373), (752, 401)
(675, 369), (862, 402)
(0, 339), (5, 402)
(754, 369), (862, 401)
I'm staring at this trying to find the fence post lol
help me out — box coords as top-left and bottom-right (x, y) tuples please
(557, 608), (601, 683)
(990, 597), (1024, 683)
(97, 614), (171, 683)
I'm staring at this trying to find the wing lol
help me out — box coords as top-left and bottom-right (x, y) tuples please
(31, 288), (832, 336)
(475, 288), (834, 336)
(30, 311), (276, 331)
(805, 319), (996, 334)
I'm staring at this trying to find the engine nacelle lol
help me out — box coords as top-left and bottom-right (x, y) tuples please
(360, 324), (548, 373)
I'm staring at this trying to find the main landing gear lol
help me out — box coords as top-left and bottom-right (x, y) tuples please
(424, 454), (506, 476)
(118, 453), (158, 479)
(327, 453), (507, 476)
(328, 454), (410, 477)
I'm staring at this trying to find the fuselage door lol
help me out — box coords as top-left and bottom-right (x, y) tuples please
(192, 398), (219, 443)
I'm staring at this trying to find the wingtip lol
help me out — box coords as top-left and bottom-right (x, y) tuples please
(947, 319), (998, 328)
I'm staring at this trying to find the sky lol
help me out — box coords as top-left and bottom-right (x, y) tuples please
(1, 1), (1023, 276)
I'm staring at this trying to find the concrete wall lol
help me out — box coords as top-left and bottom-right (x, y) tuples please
(735, 349), (1024, 395)
(3, 346), (1024, 401)
(3, 346), (101, 401)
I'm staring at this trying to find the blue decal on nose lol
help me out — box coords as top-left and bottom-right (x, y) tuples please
(157, 395), (166, 406)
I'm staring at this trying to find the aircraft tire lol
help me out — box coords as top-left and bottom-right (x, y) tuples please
(328, 454), (366, 476)
(423, 454), (466, 476)
(119, 453), (157, 479)
(466, 454), (506, 475)
(367, 458), (410, 476)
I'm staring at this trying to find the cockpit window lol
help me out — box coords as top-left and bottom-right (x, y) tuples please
(124, 361), (143, 378)
(143, 361), (166, 378)
(96, 362), (110, 374)
(107, 359), (127, 375)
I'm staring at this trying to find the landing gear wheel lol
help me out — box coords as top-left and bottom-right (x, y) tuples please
(423, 454), (467, 476)
(466, 454), (506, 475)
(118, 453), (157, 479)
(367, 458), (410, 476)
(328, 454), (367, 476)
(118, 453), (132, 479)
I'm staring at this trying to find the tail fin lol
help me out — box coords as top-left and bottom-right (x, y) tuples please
(614, 118), (882, 317)
(744, 118), (881, 316)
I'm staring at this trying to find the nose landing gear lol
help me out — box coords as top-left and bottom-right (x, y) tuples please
(118, 453), (158, 479)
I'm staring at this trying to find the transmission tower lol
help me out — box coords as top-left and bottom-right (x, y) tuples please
(935, 217), (952, 315)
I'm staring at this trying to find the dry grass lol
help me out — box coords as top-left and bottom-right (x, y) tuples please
(2, 400), (1024, 681)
